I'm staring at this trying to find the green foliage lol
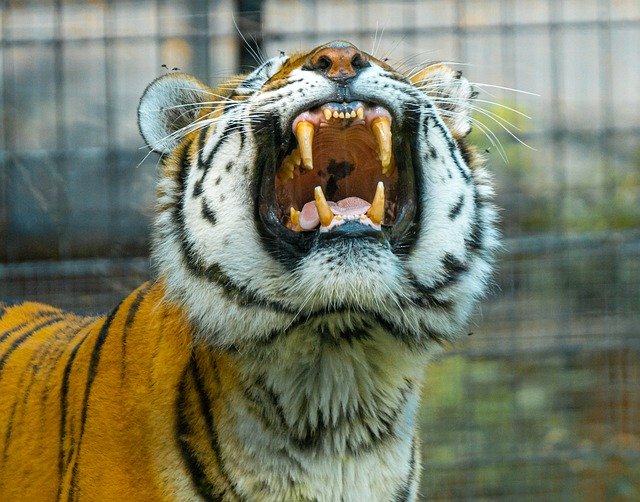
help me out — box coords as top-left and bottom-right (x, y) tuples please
(418, 352), (640, 500)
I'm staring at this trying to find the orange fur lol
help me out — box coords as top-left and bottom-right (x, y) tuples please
(0, 282), (239, 500)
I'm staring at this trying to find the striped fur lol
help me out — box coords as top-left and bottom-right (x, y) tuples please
(0, 42), (498, 500)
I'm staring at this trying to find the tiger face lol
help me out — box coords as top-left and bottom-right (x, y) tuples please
(138, 41), (498, 349)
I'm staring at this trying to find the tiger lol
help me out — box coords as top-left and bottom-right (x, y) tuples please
(0, 41), (498, 501)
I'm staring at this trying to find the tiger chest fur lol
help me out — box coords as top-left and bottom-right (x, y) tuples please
(0, 41), (498, 501)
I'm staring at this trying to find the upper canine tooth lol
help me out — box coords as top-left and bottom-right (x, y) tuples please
(295, 121), (314, 170)
(356, 107), (364, 120)
(382, 154), (396, 177)
(323, 108), (332, 121)
(366, 181), (385, 225)
(314, 186), (334, 227)
(371, 116), (392, 170)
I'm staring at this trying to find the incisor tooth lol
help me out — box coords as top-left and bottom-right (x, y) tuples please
(339, 112), (345, 119)
(350, 111), (357, 118)
(371, 116), (392, 170)
(295, 121), (314, 170)
(333, 110), (339, 119)
(366, 181), (385, 225)
(356, 108), (364, 120)
(323, 108), (332, 121)
(314, 186), (334, 227)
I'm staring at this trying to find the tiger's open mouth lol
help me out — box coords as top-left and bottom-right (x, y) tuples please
(258, 99), (417, 254)
(275, 101), (399, 232)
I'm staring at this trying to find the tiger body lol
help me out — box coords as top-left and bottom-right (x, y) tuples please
(0, 41), (498, 501)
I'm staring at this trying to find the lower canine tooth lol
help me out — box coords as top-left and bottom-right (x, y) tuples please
(295, 121), (314, 170)
(366, 181), (385, 225)
(371, 116), (392, 170)
(314, 186), (334, 227)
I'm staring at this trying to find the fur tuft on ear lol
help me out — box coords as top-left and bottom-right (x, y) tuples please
(137, 73), (211, 154)
(410, 64), (476, 139)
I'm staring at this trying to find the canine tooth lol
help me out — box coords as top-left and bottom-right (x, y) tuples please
(295, 121), (314, 170)
(382, 155), (396, 177)
(314, 186), (334, 227)
(290, 207), (300, 226)
(323, 108), (332, 121)
(371, 116), (392, 170)
(333, 110), (339, 119)
(356, 107), (364, 120)
(366, 181), (385, 225)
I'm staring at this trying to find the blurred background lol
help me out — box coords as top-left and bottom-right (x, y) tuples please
(1, 0), (639, 499)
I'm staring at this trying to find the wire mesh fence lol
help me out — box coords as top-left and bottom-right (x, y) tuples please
(1, 1), (639, 500)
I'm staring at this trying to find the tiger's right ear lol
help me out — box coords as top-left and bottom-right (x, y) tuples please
(138, 73), (211, 154)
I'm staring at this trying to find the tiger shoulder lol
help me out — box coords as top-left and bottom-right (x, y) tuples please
(0, 41), (498, 501)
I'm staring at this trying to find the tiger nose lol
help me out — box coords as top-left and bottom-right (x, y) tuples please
(307, 41), (370, 82)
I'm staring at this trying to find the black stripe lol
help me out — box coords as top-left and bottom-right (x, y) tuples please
(465, 188), (484, 253)
(2, 316), (76, 464)
(192, 175), (204, 198)
(201, 198), (217, 225)
(120, 284), (150, 380)
(196, 127), (208, 169)
(176, 365), (221, 502)
(372, 313), (448, 348)
(0, 316), (64, 375)
(202, 123), (234, 168)
(0, 311), (55, 345)
(429, 116), (472, 183)
(68, 301), (123, 496)
(58, 331), (90, 482)
(449, 194), (465, 219)
(408, 253), (468, 304)
(190, 357), (239, 497)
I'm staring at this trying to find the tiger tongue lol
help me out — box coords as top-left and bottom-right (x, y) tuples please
(298, 196), (371, 230)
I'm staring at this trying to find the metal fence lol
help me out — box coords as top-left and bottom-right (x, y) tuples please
(1, 1), (639, 500)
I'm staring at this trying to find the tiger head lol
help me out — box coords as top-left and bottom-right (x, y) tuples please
(138, 41), (498, 349)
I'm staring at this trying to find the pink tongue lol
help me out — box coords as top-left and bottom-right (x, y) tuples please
(298, 197), (371, 230)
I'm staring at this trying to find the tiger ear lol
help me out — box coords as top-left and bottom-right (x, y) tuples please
(138, 73), (211, 154)
(410, 64), (476, 139)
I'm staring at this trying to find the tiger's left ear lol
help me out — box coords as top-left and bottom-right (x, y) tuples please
(138, 73), (212, 154)
(410, 64), (477, 139)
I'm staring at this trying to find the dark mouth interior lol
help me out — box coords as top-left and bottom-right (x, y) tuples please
(274, 101), (400, 232)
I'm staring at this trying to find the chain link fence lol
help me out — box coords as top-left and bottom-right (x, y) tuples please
(1, 1), (639, 500)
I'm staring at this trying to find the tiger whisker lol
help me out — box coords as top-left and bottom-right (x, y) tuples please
(232, 14), (265, 66)
(430, 96), (527, 133)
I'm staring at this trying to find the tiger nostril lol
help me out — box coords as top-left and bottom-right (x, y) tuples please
(316, 55), (332, 72)
(351, 53), (366, 69)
